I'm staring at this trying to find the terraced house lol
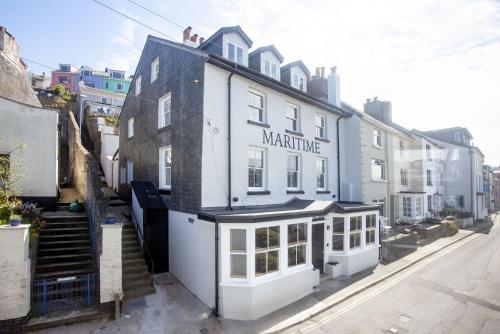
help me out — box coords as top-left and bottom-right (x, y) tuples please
(118, 26), (380, 320)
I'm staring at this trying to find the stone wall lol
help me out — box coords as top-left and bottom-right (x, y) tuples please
(0, 225), (30, 322)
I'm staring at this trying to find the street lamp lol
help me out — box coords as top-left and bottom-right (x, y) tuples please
(79, 94), (88, 139)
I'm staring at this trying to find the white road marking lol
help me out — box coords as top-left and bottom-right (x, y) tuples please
(298, 232), (483, 333)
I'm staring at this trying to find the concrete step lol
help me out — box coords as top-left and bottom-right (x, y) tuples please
(38, 246), (91, 255)
(40, 227), (89, 234)
(34, 268), (92, 280)
(38, 253), (91, 262)
(123, 285), (156, 300)
(123, 276), (153, 291)
(123, 263), (149, 275)
(43, 221), (89, 229)
(42, 212), (88, 222)
(122, 234), (137, 242)
(36, 260), (92, 271)
(123, 271), (151, 281)
(38, 240), (90, 249)
(39, 234), (89, 240)
(123, 257), (146, 266)
(109, 199), (128, 207)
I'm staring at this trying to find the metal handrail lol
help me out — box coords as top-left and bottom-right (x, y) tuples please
(130, 207), (156, 274)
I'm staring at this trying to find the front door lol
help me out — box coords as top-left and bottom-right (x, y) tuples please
(312, 223), (325, 273)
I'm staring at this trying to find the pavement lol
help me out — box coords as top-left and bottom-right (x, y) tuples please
(29, 214), (498, 334)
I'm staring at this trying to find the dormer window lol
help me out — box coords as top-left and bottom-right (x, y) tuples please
(454, 131), (461, 143)
(292, 74), (306, 91)
(227, 42), (244, 65)
(264, 59), (278, 79)
(81, 70), (92, 76)
(110, 71), (125, 79)
(60, 65), (71, 72)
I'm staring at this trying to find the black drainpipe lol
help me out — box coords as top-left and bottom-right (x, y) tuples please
(336, 112), (345, 202)
(214, 67), (236, 318)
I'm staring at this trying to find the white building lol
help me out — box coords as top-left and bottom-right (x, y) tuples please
(119, 26), (380, 320)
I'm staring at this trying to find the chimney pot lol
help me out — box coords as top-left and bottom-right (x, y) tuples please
(183, 26), (192, 41)
(320, 67), (325, 78)
(199, 37), (205, 44)
(315, 67), (320, 78)
(331, 66), (337, 74)
(191, 34), (198, 42)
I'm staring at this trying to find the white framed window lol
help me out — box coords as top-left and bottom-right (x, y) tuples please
(366, 214), (376, 245)
(287, 223), (307, 267)
(135, 75), (142, 96)
(426, 144), (432, 160)
(248, 147), (265, 190)
(264, 59), (278, 79)
(316, 157), (327, 190)
(373, 198), (385, 217)
(227, 42), (244, 65)
(286, 103), (299, 131)
(299, 77), (304, 91)
(416, 197), (423, 216)
(128, 117), (134, 138)
(287, 153), (300, 190)
(332, 217), (344, 252)
(158, 93), (171, 128)
(292, 74), (305, 91)
(349, 216), (361, 249)
(151, 57), (159, 82)
(315, 114), (326, 139)
(400, 169), (408, 186)
(403, 197), (412, 217)
(230, 229), (247, 278)
(427, 169), (433, 186)
(373, 129), (382, 147)
(116, 83), (124, 91)
(126, 160), (133, 184)
(255, 226), (280, 277)
(159, 146), (171, 189)
(371, 159), (386, 181)
(427, 195), (433, 212)
(248, 91), (264, 123)
(399, 140), (405, 158)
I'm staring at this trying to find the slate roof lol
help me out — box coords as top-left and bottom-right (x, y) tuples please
(423, 127), (473, 140)
(131, 181), (167, 209)
(281, 60), (311, 76)
(198, 198), (380, 223)
(0, 52), (41, 107)
(199, 25), (253, 49)
(249, 45), (284, 63)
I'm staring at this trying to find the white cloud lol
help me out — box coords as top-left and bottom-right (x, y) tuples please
(209, 0), (500, 164)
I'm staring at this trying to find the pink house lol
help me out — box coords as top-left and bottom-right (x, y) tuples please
(51, 64), (80, 93)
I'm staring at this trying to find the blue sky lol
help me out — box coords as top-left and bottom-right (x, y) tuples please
(2, 0), (500, 165)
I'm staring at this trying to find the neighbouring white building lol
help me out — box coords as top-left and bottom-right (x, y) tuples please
(119, 26), (381, 320)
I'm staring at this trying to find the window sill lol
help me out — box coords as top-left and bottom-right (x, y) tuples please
(158, 188), (171, 195)
(158, 124), (171, 132)
(315, 137), (330, 143)
(373, 144), (383, 150)
(285, 129), (304, 137)
(287, 190), (304, 194)
(371, 179), (387, 183)
(247, 190), (271, 195)
(247, 120), (270, 128)
(316, 190), (331, 194)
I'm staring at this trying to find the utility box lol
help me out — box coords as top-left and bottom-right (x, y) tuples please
(131, 181), (169, 273)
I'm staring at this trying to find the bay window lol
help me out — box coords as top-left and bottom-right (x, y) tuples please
(349, 216), (361, 249)
(159, 146), (171, 189)
(248, 147), (265, 190)
(230, 229), (247, 278)
(332, 217), (344, 251)
(366, 214), (376, 245)
(287, 223), (307, 267)
(287, 153), (300, 190)
(255, 226), (280, 276)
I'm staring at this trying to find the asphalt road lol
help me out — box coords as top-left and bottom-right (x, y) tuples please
(287, 215), (500, 334)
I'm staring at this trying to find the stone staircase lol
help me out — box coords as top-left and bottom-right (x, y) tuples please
(36, 207), (94, 280)
(122, 223), (155, 300)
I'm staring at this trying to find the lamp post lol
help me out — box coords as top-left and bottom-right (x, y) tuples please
(79, 94), (88, 139)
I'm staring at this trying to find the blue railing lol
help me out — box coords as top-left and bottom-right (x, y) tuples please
(31, 274), (98, 315)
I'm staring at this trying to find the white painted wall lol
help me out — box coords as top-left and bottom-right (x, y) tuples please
(169, 211), (215, 308)
(0, 97), (58, 198)
(99, 223), (123, 303)
(201, 64), (340, 208)
(131, 191), (144, 247)
(100, 132), (119, 188)
(0, 225), (30, 320)
(339, 114), (362, 202)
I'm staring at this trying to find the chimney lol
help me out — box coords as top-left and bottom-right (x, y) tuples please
(327, 66), (341, 107)
(363, 98), (392, 123)
(315, 67), (320, 78)
(0, 26), (23, 68)
(308, 67), (328, 101)
(183, 26), (192, 41)
(190, 34), (198, 43)
(320, 67), (325, 78)
(199, 37), (205, 45)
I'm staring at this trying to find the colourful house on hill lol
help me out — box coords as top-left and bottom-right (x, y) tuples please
(102, 69), (131, 93)
(50, 64), (80, 93)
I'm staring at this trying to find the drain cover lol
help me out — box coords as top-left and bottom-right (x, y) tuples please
(389, 328), (398, 333)
(399, 315), (412, 323)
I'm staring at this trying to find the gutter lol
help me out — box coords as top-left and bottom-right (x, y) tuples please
(336, 113), (345, 201)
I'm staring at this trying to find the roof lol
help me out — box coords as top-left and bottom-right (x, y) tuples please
(131, 181), (167, 209)
(249, 45), (284, 63)
(281, 60), (311, 76)
(0, 52), (42, 107)
(423, 127), (473, 140)
(410, 129), (444, 148)
(79, 85), (127, 99)
(198, 198), (380, 223)
(199, 25), (253, 50)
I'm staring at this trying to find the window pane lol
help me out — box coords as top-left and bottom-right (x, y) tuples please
(268, 250), (279, 273)
(268, 226), (280, 248)
(298, 223), (307, 242)
(297, 244), (306, 265)
(230, 254), (246, 278)
(332, 218), (344, 233)
(332, 235), (344, 251)
(255, 228), (267, 250)
(230, 229), (246, 252)
(254, 169), (263, 188)
(288, 247), (296, 266)
(236, 47), (243, 64)
(288, 224), (297, 244)
(350, 217), (361, 230)
(255, 253), (266, 276)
